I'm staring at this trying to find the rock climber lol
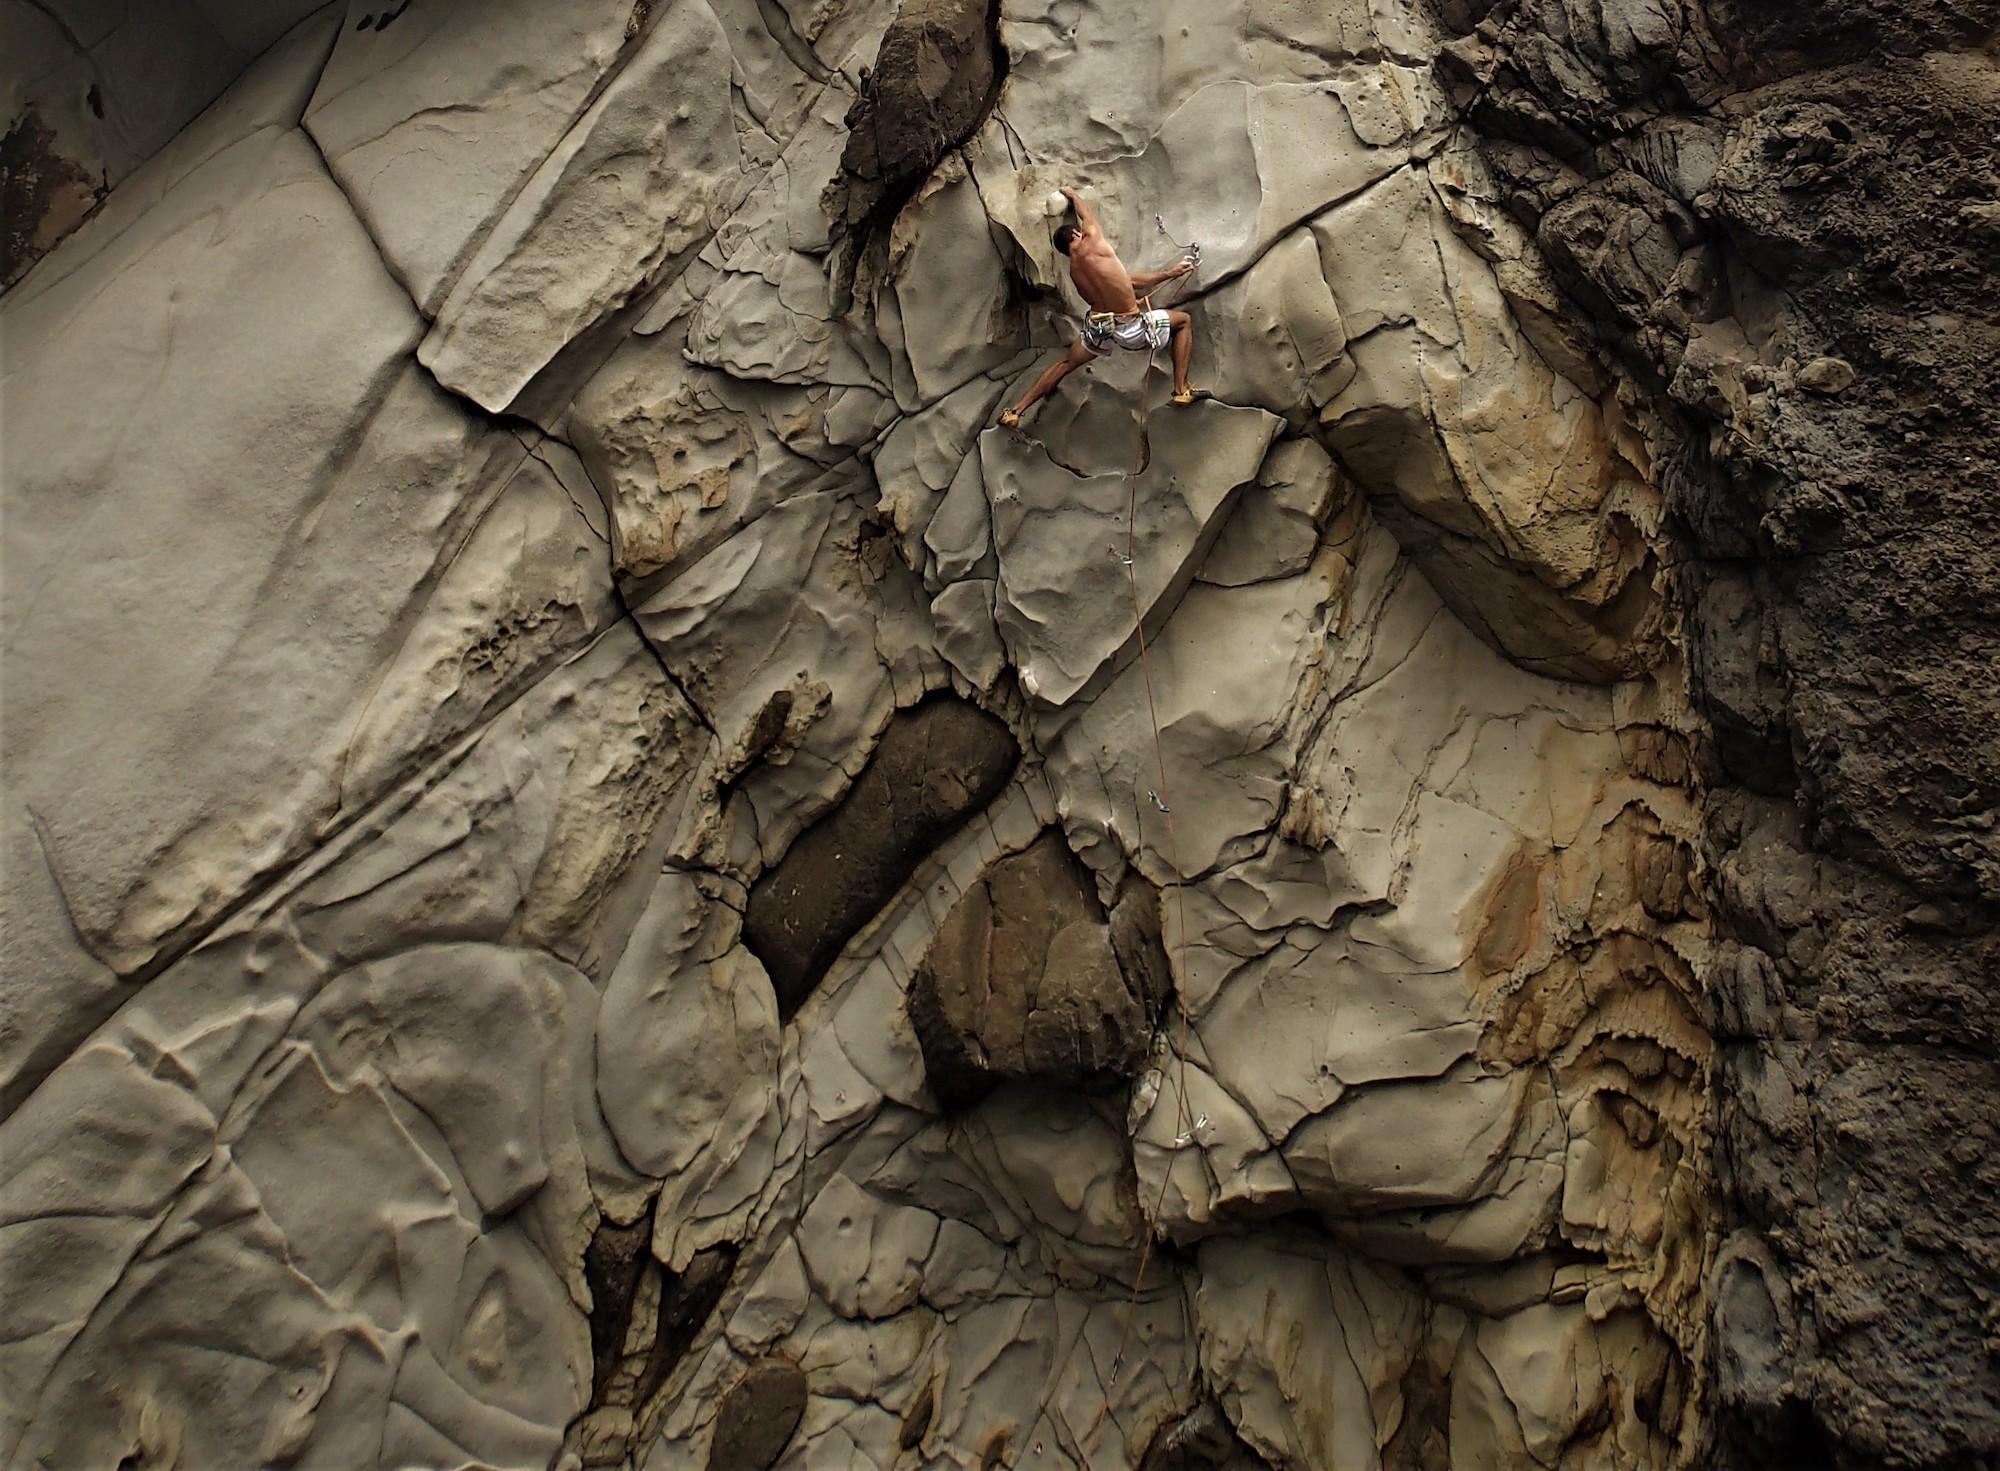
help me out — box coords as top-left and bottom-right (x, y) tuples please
(998, 186), (1197, 428)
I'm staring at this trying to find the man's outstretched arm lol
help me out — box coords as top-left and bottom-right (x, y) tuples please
(1060, 185), (1102, 239)
(1130, 257), (1196, 291)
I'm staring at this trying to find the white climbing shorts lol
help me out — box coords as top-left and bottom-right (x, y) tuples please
(1081, 308), (1172, 355)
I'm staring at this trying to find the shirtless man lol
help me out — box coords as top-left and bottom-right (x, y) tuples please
(998, 186), (1197, 428)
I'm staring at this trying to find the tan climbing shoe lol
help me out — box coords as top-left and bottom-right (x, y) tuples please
(999, 407), (1023, 427)
(1170, 387), (1197, 406)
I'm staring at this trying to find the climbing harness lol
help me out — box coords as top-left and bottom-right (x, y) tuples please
(1081, 306), (1175, 355)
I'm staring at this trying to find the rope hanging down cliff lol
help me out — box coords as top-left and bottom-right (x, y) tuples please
(997, 194), (1209, 1453)
(1094, 217), (1203, 1442)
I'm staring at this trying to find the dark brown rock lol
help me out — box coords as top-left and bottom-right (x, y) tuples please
(582, 1212), (654, 1404)
(743, 697), (1018, 1018)
(1382, 1351), (1451, 1471)
(908, 830), (1152, 1109)
(636, 1246), (738, 1420)
(898, 1381), (935, 1450)
(708, 1357), (807, 1471)
(1108, 871), (1176, 1023)
(1, 109), (104, 292)
(1440, 2), (2000, 1465)
(568, 1224), (737, 1467)
(821, 0), (1005, 301)
(1140, 1401), (1271, 1470)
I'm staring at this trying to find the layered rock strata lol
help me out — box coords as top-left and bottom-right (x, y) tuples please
(1433, 1), (2000, 1464)
(1, 0), (1985, 1468)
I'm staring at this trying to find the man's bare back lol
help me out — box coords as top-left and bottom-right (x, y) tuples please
(1065, 224), (1143, 315)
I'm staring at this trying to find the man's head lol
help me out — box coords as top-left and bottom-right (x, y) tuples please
(1053, 222), (1081, 256)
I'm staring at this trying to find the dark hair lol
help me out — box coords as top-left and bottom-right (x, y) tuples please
(1053, 222), (1080, 256)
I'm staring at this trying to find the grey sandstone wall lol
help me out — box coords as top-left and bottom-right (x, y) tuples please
(0, 1), (1990, 1468)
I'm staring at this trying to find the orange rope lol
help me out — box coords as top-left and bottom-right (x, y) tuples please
(1001, 233), (1201, 1458)
(1081, 315), (1201, 1457)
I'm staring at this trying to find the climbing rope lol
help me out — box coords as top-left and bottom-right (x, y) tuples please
(1080, 219), (1205, 1456)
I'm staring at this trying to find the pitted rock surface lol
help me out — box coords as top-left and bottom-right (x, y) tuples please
(1, 1), (1989, 1469)
(706, 1357), (808, 1471)
(742, 695), (1018, 1016)
(909, 828), (1151, 1107)
(1435, 1), (2000, 1463)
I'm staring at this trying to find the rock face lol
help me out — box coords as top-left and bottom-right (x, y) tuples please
(743, 695), (1019, 1016)
(2, 0), (333, 283)
(822, 0), (1006, 298)
(0, 4), (1988, 1471)
(909, 829), (1157, 1106)
(1432, 3), (2000, 1465)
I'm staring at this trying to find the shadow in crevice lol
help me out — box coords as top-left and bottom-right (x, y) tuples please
(740, 694), (1019, 1019)
(569, 1199), (738, 1462)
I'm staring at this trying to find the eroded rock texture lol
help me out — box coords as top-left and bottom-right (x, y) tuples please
(0, 2), (1989, 1470)
(744, 696), (1019, 1017)
(910, 829), (1159, 1107)
(1434, 2), (2000, 1465)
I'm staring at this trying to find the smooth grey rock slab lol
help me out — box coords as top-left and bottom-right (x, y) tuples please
(596, 871), (779, 1269)
(2, 23), (617, 1111)
(981, 397), (1281, 707)
(303, 0), (638, 312)
(418, 0), (741, 411)
(1198, 436), (1342, 587)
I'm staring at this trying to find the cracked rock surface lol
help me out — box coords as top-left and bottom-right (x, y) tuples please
(909, 828), (1158, 1108)
(0, 1), (1988, 1468)
(1431, 1), (2000, 1464)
